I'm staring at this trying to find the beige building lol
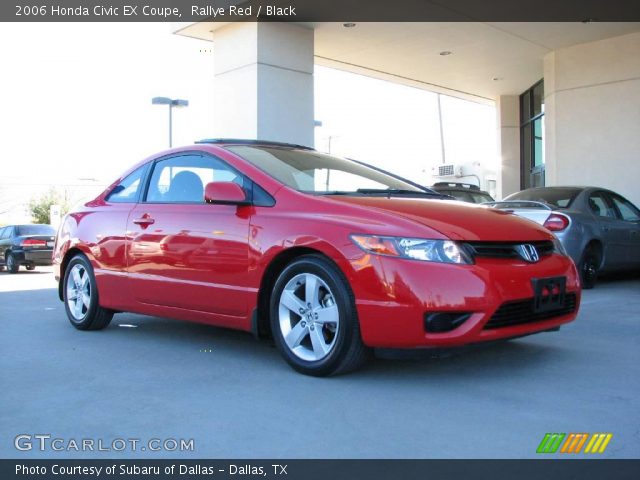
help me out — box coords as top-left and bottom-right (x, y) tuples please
(175, 22), (640, 205)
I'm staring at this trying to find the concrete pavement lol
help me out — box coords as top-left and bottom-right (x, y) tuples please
(1, 267), (638, 458)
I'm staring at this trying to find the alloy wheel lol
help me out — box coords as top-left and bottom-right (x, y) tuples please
(66, 264), (91, 321)
(278, 273), (340, 362)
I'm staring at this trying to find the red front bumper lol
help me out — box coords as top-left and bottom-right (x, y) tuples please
(348, 253), (581, 348)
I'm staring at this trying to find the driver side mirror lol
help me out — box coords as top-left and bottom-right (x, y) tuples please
(204, 182), (251, 206)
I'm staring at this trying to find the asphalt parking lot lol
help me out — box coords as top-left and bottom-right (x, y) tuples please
(1, 267), (639, 459)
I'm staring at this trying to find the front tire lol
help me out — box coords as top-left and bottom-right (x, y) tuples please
(63, 254), (113, 330)
(270, 255), (368, 376)
(579, 247), (600, 289)
(6, 252), (19, 273)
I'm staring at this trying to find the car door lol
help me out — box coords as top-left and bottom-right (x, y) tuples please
(127, 152), (251, 318)
(73, 164), (150, 309)
(608, 192), (640, 267)
(587, 191), (627, 270)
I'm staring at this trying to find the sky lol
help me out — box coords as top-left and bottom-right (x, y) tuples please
(0, 22), (497, 221)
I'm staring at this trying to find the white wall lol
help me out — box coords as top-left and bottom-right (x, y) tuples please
(544, 32), (640, 206)
(496, 95), (520, 199)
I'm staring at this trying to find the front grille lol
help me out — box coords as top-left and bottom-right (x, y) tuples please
(484, 293), (577, 329)
(466, 241), (554, 260)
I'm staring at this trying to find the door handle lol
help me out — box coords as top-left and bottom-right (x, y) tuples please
(133, 215), (155, 227)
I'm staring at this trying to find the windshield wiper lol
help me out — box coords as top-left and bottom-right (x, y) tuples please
(316, 189), (447, 198)
(315, 190), (354, 195)
(355, 188), (444, 197)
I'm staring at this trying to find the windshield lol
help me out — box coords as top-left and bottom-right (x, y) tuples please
(17, 225), (55, 236)
(440, 190), (494, 204)
(504, 188), (581, 209)
(225, 146), (427, 194)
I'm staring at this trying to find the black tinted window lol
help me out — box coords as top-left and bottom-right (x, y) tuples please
(469, 192), (494, 203)
(505, 188), (580, 208)
(17, 225), (55, 236)
(438, 190), (472, 202)
(107, 164), (149, 203)
(437, 189), (493, 204)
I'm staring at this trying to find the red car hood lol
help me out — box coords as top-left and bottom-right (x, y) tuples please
(326, 196), (553, 241)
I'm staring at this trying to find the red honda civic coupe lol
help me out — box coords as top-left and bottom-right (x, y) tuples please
(53, 139), (580, 376)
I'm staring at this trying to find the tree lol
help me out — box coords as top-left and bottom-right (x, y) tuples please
(28, 188), (71, 224)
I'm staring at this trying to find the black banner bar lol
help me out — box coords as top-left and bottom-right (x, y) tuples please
(3, 0), (640, 22)
(2, 459), (640, 480)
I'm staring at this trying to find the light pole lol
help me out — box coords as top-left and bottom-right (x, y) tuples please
(151, 97), (189, 148)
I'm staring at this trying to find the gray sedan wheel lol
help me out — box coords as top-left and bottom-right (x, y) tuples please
(579, 247), (599, 289)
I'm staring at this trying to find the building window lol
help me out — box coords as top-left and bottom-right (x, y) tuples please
(520, 80), (545, 189)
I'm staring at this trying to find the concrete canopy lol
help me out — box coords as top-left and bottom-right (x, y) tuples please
(175, 21), (640, 102)
(174, 21), (640, 205)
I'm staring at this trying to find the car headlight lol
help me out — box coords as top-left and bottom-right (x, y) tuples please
(552, 236), (568, 257)
(350, 235), (473, 264)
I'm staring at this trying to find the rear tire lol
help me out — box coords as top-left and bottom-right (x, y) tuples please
(579, 246), (600, 289)
(270, 254), (369, 376)
(63, 254), (113, 330)
(6, 253), (19, 273)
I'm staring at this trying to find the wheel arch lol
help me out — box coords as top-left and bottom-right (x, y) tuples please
(58, 247), (90, 301)
(584, 238), (605, 270)
(254, 246), (346, 339)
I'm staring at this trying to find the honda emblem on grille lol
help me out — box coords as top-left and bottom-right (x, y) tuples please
(517, 244), (540, 263)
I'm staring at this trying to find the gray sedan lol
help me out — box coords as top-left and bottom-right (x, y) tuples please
(487, 187), (640, 288)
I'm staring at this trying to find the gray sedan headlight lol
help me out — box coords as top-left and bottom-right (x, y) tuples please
(351, 235), (473, 264)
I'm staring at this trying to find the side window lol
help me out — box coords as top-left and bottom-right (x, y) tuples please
(610, 194), (640, 222)
(0, 227), (6, 239)
(106, 164), (149, 203)
(588, 193), (617, 219)
(146, 154), (243, 203)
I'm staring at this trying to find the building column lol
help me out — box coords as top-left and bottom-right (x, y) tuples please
(543, 51), (558, 187)
(542, 32), (640, 205)
(496, 95), (520, 199)
(211, 22), (314, 147)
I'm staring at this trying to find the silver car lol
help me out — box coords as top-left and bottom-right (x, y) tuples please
(487, 187), (640, 288)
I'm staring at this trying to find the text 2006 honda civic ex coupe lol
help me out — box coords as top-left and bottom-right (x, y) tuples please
(53, 139), (580, 376)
